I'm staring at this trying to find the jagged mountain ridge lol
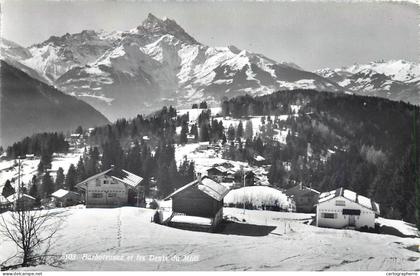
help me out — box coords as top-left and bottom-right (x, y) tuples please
(0, 60), (110, 147)
(316, 60), (420, 105)
(9, 13), (342, 120)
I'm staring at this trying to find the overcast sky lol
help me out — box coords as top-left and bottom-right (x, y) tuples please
(1, 0), (418, 70)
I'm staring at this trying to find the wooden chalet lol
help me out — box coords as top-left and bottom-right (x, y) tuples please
(0, 195), (12, 213)
(51, 189), (81, 207)
(285, 184), (320, 213)
(6, 193), (36, 210)
(76, 166), (144, 208)
(164, 174), (230, 231)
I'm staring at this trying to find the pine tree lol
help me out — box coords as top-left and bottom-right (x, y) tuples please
(236, 121), (244, 138)
(221, 134), (227, 145)
(180, 122), (188, 144)
(227, 124), (235, 141)
(199, 123), (210, 142)
(37, 150), (52, 173)
(86, 147), (100, 177)
(126, 141), (142, 176)
(76, 157), (86, 183)
(199, 101), (208, 109)
(55, 167), (65, 189)
(29, 182), (38, 199)
(245, 120), (253, 139)
(65, 164), (77, 191)
(2, 180), (15, 198)
(75, 126), (84, 134)
(268, 159), (286, 189)
(41, 172), (54, 198)
(101, 138), (124, 170)
(157, 165), (172, 197)
(190, 124), (199, 141)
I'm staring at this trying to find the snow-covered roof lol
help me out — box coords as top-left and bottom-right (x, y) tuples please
(76, 168), (143, 189)
(51, 189), (79, 198)
(0, 195), (9, 204)
(207, 166), (232, 175)
(52, 189), (70, 198)
(254, 155), (265, 162)
(318, 188), (380, 214)
(108, 169), (143, 188)
(6, 193), (35, 202)
(164, 176), (229, 202)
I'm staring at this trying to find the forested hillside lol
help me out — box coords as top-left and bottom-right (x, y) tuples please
(221, 90), (419, 225)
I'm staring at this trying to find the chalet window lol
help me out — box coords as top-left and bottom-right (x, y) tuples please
(322, 212), (336, 219)
(342, 209), (361, 215)
(108, 193), (117, 198)
(335, 200), (346, 206)
(103, 180), (108, 184)
(91, 193), (103, 198)
(95, 179), (101, 187)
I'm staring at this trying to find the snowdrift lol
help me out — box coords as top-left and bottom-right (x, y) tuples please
(224, 186), (294, 211)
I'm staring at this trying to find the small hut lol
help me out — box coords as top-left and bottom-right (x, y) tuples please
(164, 174), (229, 231)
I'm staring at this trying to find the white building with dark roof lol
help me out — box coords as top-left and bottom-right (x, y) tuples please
(76, 167), (144, 208)
(316, 188), (380, 229)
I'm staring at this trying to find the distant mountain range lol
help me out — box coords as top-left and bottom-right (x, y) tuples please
(316, 60), (420, 105)
(2, 13), (419, 121)
(0, 60), (110, 147)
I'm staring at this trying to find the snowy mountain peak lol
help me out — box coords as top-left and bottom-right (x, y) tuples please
(317, 60), (420, 105)
(137, 13), (199, 45)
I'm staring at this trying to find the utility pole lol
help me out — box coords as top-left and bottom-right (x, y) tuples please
(243, 169), (246, 215)
(14, 156), (23, 211)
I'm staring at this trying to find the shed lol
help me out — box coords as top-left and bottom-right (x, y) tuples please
(6, 193), (36, 210)
(316, 188), (380, 229)
(164, 175), (229, 230)
(0, 195), (12, 213)
(51, 189), (81, 207)
(285, 184), (320, 213)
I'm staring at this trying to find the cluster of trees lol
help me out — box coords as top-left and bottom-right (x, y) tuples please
(2, 106), (199, 204)
(191, 101), (208, 109)
(72, 106), (197, 198)
(221, 90), (420, 226)
(6, 133), (69, 159)
(87, 106), (178, 148)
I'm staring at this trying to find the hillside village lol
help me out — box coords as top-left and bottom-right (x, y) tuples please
(0, 92), (419, 270)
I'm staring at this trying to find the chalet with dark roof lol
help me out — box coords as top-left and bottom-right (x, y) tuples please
(76, 166), (144, 208)
(285, 184), (320, 213)
(164, 174), (230, 231)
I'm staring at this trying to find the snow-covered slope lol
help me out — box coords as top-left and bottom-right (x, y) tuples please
(0, 148), (85, 192)
(0, 207), (418, 271)
(317, 60), (420, 105)
(0, 38), (50, 84)
(12, 13), (342, 120)
(24, 30), (118, 82)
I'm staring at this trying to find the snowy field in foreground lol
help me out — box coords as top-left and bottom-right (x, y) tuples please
(0, 207), (419, 271)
